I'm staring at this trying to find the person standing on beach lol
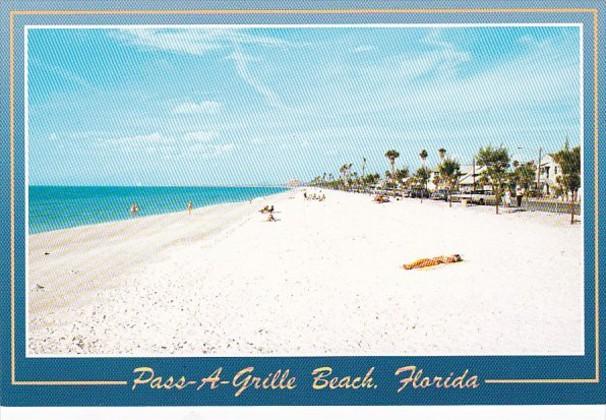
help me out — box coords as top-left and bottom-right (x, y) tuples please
(186, 200), (193, 215)
(504, 189), (512, 207)
(130, 202), (139, 217)
(515, 186), (525, 207)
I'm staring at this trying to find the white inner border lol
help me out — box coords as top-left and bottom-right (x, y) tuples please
(23, 23), (586, 358)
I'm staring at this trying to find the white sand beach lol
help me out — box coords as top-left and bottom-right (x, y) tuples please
(27, 189), (584, 356)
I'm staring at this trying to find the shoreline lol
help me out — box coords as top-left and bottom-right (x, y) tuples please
(29, 187), (290, 236)
(28, 188), (583, 356)
(28, 190), (295, 314)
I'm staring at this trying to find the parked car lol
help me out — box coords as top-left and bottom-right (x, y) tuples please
(470, 190), (497, 205)
(450, 191), (470, 202)
(410, 188), (430, 199)
(431, 189), (448, 201)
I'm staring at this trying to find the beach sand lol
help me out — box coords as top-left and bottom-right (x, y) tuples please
(28, 189), (584, 356)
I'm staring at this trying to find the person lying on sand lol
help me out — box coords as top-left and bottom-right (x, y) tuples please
(259, 205), (274, 214)
(403, 254), (463, 270)
(267, 212), (277, 222)
(374, 194), (390, 203)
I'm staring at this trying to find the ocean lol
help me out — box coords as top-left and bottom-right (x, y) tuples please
(28, 186), (287, 234)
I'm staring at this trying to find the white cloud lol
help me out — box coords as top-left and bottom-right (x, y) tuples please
(320, 28), (577, 123)
(215, 143), (235, 153)
(184, 130), (219, 142)
(114, 132), (165, 144)
(115, 28), (293, 110)
(400, 42), (578, 115)
(29, 57), (101, 93)
(67, 130), (111, 140)
(352, 45), (375, 53)
(188, 142), (235, 158)
(355, 29), (470, 85)
(423, 29), (455, 50)
(226, 48), (284, 109)
(95, 132), (175, 148)
(115, 28), (295, 56)
(173, 100), (222, 114)
(386, 30), (470, 81)
(90, 131), (234, 159)
(518, 34), (550, 49)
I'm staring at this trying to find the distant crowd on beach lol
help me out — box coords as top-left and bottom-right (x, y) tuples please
(129, 200), (194, 217)
(128, 196), (286, 223)
(303, 190), (326, 201)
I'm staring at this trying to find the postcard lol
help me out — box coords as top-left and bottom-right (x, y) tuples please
(0, 0), (604, 410)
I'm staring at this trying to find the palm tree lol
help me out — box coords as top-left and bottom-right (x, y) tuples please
(476, 145), (511, 214)
(385, 150), (400, 178)
(395, 166), (410, 182)
(339, 163), (349, 179)
(415, 166), (431, 204)
(512, 161), (536, 204)
(438, 148), (446, 161)
(361, 157), (367, 178)
(438, 157), (461, 207)
(339, 163), (353, 188)
(363, 173), (380, 188)
(419, 149), (429, 167)
(420, 149), (429, 164)
(552, 141), (581, 224)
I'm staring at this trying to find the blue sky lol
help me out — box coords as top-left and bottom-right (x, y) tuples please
(27, 25), (581, 186)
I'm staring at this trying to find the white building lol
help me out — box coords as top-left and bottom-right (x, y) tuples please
(428, 164), (487, 192)
(287, 179), (302, 188)
(537, 154), (562, 196)
(457, 164), (488, 192)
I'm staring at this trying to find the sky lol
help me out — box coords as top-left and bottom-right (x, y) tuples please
(27, 25), (581, 186)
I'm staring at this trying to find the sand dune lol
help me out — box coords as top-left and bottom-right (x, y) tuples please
(27, 189), (583, 356)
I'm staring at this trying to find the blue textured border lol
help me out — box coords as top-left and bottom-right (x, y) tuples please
(0, 0), (604, 406)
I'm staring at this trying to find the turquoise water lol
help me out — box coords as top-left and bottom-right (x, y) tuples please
(28, 186), (286, 234)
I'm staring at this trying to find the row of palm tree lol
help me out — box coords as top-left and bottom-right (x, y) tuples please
(310, 147), (458, 196)
(309, 142), (580, 222)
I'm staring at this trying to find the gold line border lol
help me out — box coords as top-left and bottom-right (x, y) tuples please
(593, 7), (600, 385)
(9, 9), (15, 387)
(7, 7), (600, 387)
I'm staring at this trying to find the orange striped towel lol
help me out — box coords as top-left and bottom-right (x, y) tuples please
(403, 254), (462, 270)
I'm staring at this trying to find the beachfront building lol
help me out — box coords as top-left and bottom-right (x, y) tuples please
(287, 179), (302, 188)
(537, 154), (562, 196)
(428, 164), (487, 192)
(457, 164), (488, 192)
(427, 169), (439, 192)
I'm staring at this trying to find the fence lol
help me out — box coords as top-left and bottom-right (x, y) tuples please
(521, 198), (581, 215)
